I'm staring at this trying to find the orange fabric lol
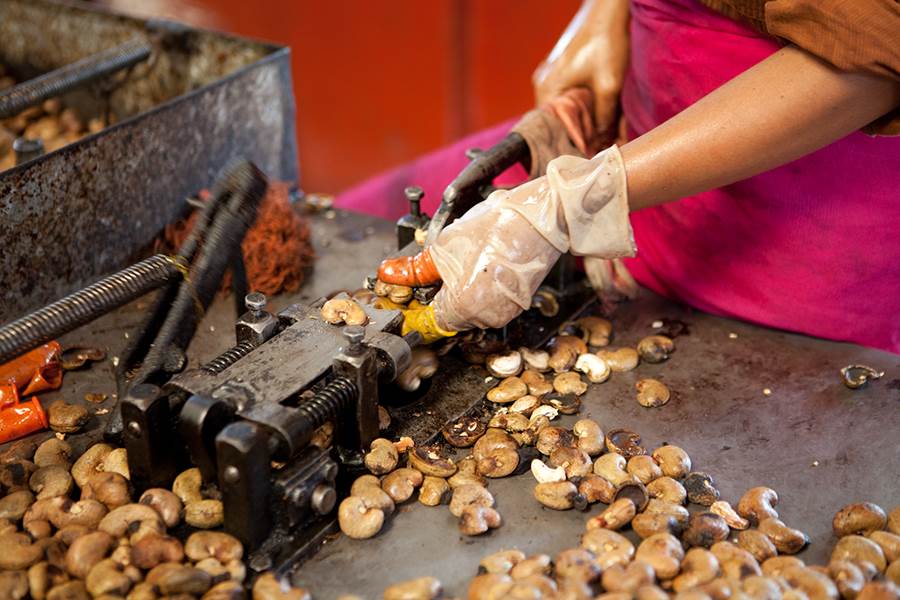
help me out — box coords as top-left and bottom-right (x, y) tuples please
(699, 0), (900, 135)
(156, 182), (316, 296)
(0, 342), (63, 396)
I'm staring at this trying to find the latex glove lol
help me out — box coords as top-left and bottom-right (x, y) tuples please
(429, 145), (634, 331)
(512, 87), (603, 178)
(533, 0), (630, 140)
(400, 301), (456, 344)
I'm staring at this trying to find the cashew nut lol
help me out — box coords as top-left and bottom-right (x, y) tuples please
(869, 531), (900, 563)
(34, 439), (72, 468)
(71, 444), (113, 488)
(602, 561), (656, 593)
(337, 496), (384, 540)
(138, 488), (183, 528)
(554, 548), (600, 583)
(65, 530), (114, 578)
(637, 335), (675, 363)
(635, 533), (685, 580)
(632, 512), (682, 539)
(548, 447), (592, 479)
(486, 376), (528, 404)
(364, 438), (399, 475)
(578, 475), (616, 504)
(531, 459), (565, 484)
(738, 487), (779, 525)
(0, 531), (44, 570)
(575, 353), (610, 383)
(627, 455), (663, 484)
(647, 477), (687, 505)
(548, 336), (588, 372)
(596, 348), (639, 372)
(636, 378), (671, 408)
(683, 472), (720, 506)
(459, 506), (502, 536)
(418, 476), (450, 506)
(828, 560), (865, 600)
(572, 419), (604, 457)
(831, 535), (887, 576)
(397, 347), (438, 392)
(738, 529), (778, 563)
(98, 504), (164, 543)
(521, 370), (553, 397)
(711, 500), (750, 530)
(652, 445), (692, 479)
(683, 512), (730, 548)
(81, 472), (130, 510)
(509, 395), (541, 416)
(758, 518), (810, 555)
(407, 447), (456, 478)
(381, 468), (424, 503)
(130, 534), (184, 569)
(172, 468), (204, 505)
(593, 453), (633, 487)
(533, 481), (581, 510)
(586, 498), (636, 530)
(486, 351), (523, 378)
(581, 529), (634, 569)
(449, 484), (494, 517)
(553, 372), (588, 395)
(833, 503), (887, 537)
(673, 548), (721, 592)
(185, 531), (243, 563)
(383, 576), (442, 600)
(320, 298), (368, 325)
(519, 348), (550, 373)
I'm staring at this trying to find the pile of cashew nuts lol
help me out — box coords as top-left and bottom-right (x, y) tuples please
(339, 315), (898, 599)
(0, 437), (313, 600)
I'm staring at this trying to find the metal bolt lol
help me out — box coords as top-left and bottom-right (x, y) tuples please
(465, 147), (483, 161)
(343, 325), (365, 353)
(310, 484), (337, 515)
(126, 421), (142, 437)
(13, 137), (44, 165)
(404, 186), (424, 217)
(222, 465), (240, 484)
(322, 461), (339, 482)
(244, 292), (267, 315)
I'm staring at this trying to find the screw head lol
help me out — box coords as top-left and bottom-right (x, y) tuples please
(126, 421), (142, 437)
(244, 292), (267, 312)
(404, 186), (424, 202)
(310, 484), (337, 515)
(223, 465), (240, 484)
(343, 325), (365, 347)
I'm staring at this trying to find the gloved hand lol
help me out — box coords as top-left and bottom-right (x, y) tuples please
(399, 301), (456, 345)
(512, 87), (603, 178)
(429, 145), (634, 331)
(532, 0), (630, 142)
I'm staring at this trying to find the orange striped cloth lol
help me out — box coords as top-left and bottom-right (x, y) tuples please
(699, 0), (900, 134)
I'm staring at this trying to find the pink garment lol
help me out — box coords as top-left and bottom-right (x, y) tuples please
(621, 0), (900, 353)
(337, 119), (527, 221)
(336, 0), (900, 353)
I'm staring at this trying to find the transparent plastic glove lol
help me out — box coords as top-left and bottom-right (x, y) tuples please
(512, 88), (603, 178)
(430, 146), (634, 331)
(533, 0), (630, 137)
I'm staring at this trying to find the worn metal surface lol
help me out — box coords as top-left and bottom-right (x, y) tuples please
(0, 0), (298, 323)
(5, 210), (898, 598)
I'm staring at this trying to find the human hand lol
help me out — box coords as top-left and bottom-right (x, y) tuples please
(533, 0), (630, 140)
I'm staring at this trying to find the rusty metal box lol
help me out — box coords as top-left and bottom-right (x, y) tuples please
(0, 0), (298, 322)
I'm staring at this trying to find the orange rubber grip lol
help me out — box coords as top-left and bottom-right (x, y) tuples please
(0, 383), (48, 444)
(377, 247), (442, 287)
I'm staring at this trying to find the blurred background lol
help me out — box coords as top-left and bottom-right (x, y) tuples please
(99, 0), (581, 194)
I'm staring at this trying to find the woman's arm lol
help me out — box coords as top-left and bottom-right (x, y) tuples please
(621, 45), (900, 211)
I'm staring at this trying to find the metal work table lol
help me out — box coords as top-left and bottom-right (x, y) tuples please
(12, 209), (899, 599)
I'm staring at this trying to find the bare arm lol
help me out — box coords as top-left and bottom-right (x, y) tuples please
(621, 45), (900, 211)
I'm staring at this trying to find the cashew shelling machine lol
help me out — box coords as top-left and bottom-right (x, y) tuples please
(1, 1), (897, 596)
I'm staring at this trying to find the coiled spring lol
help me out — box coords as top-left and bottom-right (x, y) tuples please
(202, 340), (256, 374)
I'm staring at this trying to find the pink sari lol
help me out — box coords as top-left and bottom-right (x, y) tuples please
(337, 0), (900, 353)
